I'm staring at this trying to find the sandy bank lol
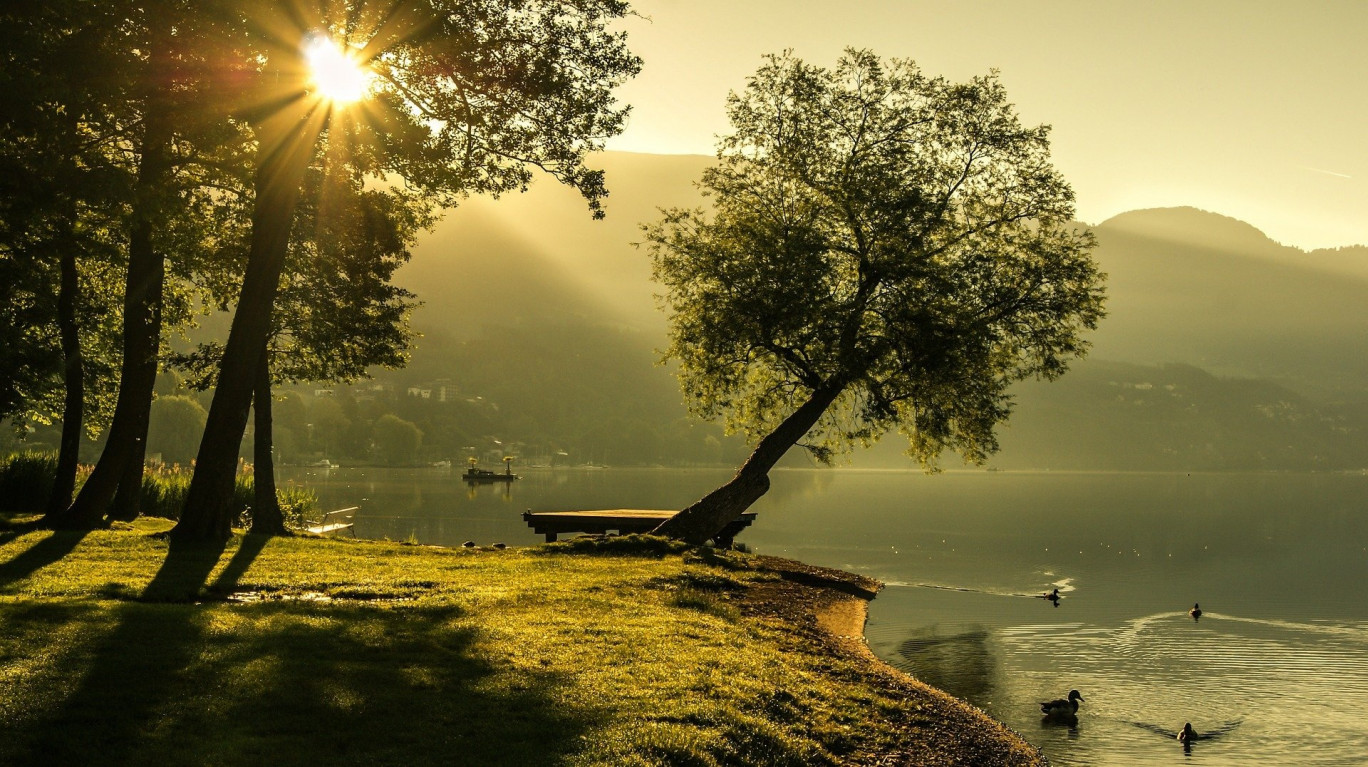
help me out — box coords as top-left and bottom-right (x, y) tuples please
(743, 555), (1044, 767)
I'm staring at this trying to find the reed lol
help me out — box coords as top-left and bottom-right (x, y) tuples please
(0, 453), (316, 523)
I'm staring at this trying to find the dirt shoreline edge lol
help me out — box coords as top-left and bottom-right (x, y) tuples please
(744, 554), (1046, 766)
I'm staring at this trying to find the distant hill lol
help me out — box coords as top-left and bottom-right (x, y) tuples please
(361, 155), (1368, 470)
(1090, 207), (1368, 400)
(927, 359), (1363, 471)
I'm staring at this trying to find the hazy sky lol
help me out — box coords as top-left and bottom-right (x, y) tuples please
(605, 1), (1366, 250)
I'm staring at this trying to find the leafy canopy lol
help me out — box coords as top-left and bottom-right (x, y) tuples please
(645, 50), (1106, 466)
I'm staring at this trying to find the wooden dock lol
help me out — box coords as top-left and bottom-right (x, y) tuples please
(304, 506), (359, 536)
(522, 509), (757, 547)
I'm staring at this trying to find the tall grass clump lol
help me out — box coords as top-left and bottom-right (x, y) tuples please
(0, 452), (60, 511)
(139, 462), (317, 525)
(137, 463), (195, 520)
(0, 454), (316, 525)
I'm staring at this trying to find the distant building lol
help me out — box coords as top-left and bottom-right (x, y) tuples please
(429, 379), (456, 402)
(407, 379), (457, 402)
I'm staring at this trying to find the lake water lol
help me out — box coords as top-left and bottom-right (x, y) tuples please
(279, 466), (1368, 766)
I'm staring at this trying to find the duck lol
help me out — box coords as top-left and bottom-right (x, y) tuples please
(1178, 722), (1198, 743)
(1189, 603), (1202, 620)
(1040, 689), (1084, 717)
(1041, 588), (1061, 602)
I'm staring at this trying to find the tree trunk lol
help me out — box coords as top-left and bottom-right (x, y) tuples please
(172, 91), (321, 546)
(44, 238), (84, 518)
(652, 384), (846, 544)
(107, 409), (149, 521)
(250, 352), (287, 535)
(49, 113), (171, 530)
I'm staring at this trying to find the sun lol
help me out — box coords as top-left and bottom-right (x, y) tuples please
(304, 36), (372, 104)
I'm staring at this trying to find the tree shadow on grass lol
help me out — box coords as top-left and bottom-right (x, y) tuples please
(163, 604), (598, 765)
(208, 533), (269, 594)
(0, 528), (89, 590)
(0, 513), (42, 547)
(2, 536), (248, 765)
(3, 538), (597, 766)
(138, 536), (230, 602)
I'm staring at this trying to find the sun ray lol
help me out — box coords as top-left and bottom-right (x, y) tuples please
(305, 35), (373, 104)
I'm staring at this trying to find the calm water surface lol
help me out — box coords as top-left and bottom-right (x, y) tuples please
(279, 467), (1368, 766)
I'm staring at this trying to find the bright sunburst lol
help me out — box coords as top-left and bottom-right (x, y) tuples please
(305, 36), (372, 104)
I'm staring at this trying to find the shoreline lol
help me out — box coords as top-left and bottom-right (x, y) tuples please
(0, 515), (1044, 765)
(740, 554), (1045, 766)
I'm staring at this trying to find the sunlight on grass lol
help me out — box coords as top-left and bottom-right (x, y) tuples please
(0, 516), (1038, 765)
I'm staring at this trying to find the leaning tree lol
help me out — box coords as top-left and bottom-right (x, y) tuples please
(645, 50), (1106, 544)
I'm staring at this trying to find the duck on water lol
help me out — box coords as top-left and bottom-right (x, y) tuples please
(1129, 719), (1243, 752)
(1040, 689), (1084, 718)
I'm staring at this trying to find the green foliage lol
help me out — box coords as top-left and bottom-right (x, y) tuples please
(644, 50), (1106, 468)
(0, 5), (133, 434)
(146, 395), (208, 465)
(370, 413), (423, 466)
(170, 154), (431, 399)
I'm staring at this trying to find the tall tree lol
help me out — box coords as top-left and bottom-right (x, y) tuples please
(174, 0), (641, 544)
(173, 154), (428, 534)
(51, 0), (258, 528)
(644, 51), (1106, 544)
(0, 4), (132, 512)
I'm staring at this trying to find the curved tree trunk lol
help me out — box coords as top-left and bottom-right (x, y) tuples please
(652, 384), (845, 545)
(50, 112), (170, 530)
(172, 91), (321, 546)
(250, 352), (287, 535)
(45, 237), (84, 518)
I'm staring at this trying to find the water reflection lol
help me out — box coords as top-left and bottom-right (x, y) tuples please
(894, 626), (998, 706)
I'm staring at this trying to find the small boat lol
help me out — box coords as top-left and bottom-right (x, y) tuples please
(463, 467), (517, 483)
(463, 457), (518, 483)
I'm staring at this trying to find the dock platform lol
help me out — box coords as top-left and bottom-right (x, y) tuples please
(522, 509), (757, 547)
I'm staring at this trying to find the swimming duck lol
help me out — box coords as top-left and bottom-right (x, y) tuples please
(1040, 689), (1084, 716)
(1178, 722), (1198, 743)
(1042, 588), (1061, 603)
(1189, 603), (1202, 620)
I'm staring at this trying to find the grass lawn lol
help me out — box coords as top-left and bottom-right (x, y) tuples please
(0, 514), (1041, 766)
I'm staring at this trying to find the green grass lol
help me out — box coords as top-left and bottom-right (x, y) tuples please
(0, 515), (1038, 766)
